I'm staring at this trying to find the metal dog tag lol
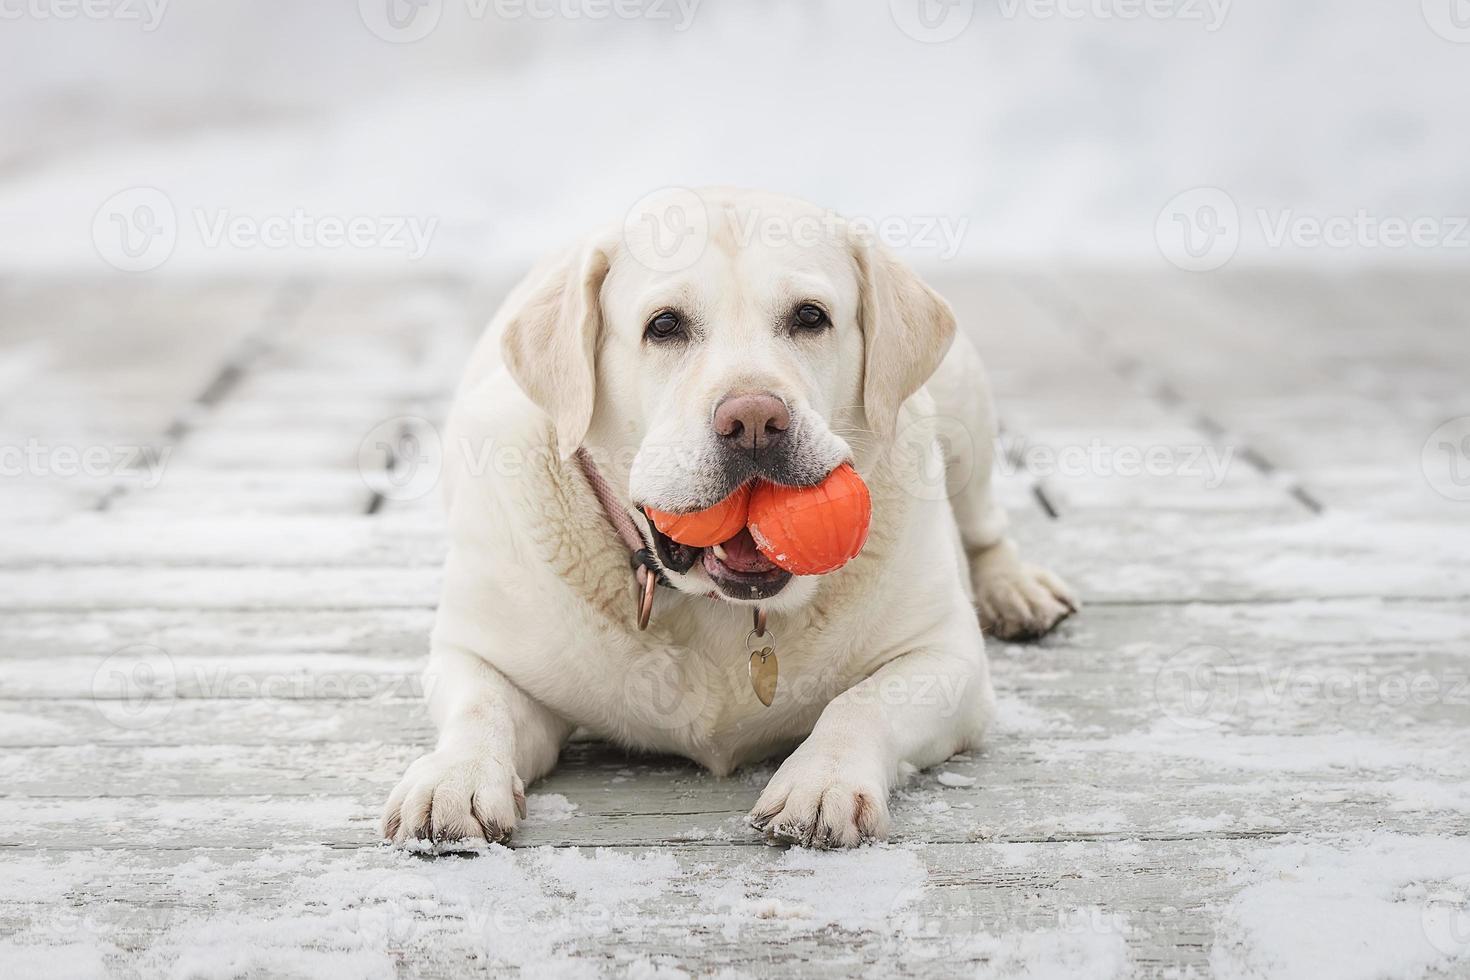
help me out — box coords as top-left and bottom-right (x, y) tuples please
(747, 608), (777, 707)
(749, 646), (778, 707)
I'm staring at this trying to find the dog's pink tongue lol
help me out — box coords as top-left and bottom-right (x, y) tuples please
(718, 528), (775, 573)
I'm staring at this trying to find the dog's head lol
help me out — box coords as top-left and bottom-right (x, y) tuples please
(503, 189), (955, 609)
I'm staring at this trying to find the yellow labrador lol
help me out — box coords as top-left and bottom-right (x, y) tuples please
(383, 189), (1075, 849)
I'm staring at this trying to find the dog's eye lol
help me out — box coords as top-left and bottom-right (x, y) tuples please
(793, 303), (829, 332)
(645, 310), (685, 342)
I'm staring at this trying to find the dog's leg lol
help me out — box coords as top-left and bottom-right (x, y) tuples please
(748, 630), (993, 848)
(929, 334), (1078, 640)
(382, 645), (572, 846)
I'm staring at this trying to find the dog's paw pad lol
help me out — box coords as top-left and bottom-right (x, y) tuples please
(977, 564), (1077, 641)
(381, 751), (525, 848)
(749, 772), (890, 849)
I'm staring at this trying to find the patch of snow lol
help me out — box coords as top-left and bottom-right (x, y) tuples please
(1056, 729), (1465, 778)
(525, 793), (578, 824)
(1210, 835), (1470, 980)
(993, 692), (1080, 735)
(969, 922), (1133, 980)
(0, 941), (111, 980)
(741, 846), (927, 930)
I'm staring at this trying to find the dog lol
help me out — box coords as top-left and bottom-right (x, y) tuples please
(382, 188), (1076, 849)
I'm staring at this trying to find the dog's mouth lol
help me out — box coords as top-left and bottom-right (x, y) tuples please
(645, 520), (793, 601)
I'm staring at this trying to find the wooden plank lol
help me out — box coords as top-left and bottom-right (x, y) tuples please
(105, 470), (383, 517)
(0, 608), (433, 659)
(1018, 510), (1470, 603)
(0, 567), (442, 610)
(3, 599), (1467, 720)
(0, 515), (445, 568)
(0, 698), (433, 749)
(0, 838), (1255, 977)
(1026, 269), (1470, 518)
(2, 733), (1465, 844)
(0, 280), (304, 520)
(4, 736), (1467, 844)
(2, 509), (1466, 605)
(5, 834), (1470, 978)
(933, 271), (1297, 516)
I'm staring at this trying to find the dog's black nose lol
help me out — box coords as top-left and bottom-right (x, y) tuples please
(714, 393), (790, 452)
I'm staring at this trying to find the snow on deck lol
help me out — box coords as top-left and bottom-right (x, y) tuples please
(2, 270), (1468, 978)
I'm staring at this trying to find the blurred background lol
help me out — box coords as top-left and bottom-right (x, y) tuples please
(4, 0), (1469, 523)
(2, 0), (1467, 274)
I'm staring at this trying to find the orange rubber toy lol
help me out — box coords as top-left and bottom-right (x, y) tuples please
(645, 483), (752, 548)
(646, 465), (872, 576)
(747, 463), (871, 575)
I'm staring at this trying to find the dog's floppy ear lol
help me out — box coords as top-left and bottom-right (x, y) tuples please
(852, 239), (957, 438)
(501, 240), (612, 458)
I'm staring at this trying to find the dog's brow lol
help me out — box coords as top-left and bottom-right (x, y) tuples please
(634, 282), (701, 324)
(773, 274), (839, 312)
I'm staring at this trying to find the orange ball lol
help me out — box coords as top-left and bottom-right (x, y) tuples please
(747, 463), (871, 575)
(646, 483), (752, 547)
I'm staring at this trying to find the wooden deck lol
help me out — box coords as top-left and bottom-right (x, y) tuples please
(2, 269), (1468, 978)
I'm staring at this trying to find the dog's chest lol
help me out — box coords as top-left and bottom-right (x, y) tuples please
(575, 614), (868, 771)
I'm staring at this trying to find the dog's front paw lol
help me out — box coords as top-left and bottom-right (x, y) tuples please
(976, 559), (1078, 641)
(381, 751), (526, 847)
(748, 746), (890, 848)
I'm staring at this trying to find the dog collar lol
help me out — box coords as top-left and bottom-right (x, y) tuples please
(574, 448), (661, 629)
(572, 448), (770, 639)
(576, 447), (778, 703)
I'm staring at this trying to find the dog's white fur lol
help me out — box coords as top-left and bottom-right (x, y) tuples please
(383, 189), (1076, 849)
